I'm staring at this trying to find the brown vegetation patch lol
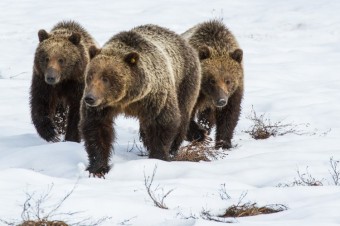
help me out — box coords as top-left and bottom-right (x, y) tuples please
(220, 203), (287, 218)
(19, 220), (68, 226)
(172, 139), (227, 162)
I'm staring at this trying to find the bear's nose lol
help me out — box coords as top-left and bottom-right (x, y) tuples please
(45, 68), (59, 85)
(217, 98), (227, 107)
(84, 94), (96, 105)
(46, 76), (56, 83)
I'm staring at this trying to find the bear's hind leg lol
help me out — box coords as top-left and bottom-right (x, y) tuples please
(143, 105), (180, 160)
(170, 114), (190, 156)
(65, 102), (81, 142)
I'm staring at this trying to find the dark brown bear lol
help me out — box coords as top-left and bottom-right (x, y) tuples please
(182, 20), (244, 149)
(30, 21), (97, 142)
(79, 24), (201, 176)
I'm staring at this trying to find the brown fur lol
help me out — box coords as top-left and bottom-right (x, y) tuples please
(183, 20), (244, 149)
(30, 21), (97, 142)
(79, 25), (201, 175)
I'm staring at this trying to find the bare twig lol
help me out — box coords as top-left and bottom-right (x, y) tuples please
(21, 191), (35, 221)
(0, 219), (15, 226)
(126, 140), (134, 153)
(329, 157), (340, 185)
(200, 208), (234, 223)
(117, 216), (137, 225)
(9, 71), (28, 79)
(144, 165), (175, 209)
(320, 128), (332, 137)
(176, 211), (198, 220)
(70, 216), (112, 226)
(44, 183), (77, 220)
(127, 139), (148, 157)
(35, 183), (55, 220)
(1, 182), (110, 226)
(218, 183), (231, 201)
(243, 106), (311, 139)
(278, 167), (324, 187)
(235, 191), (248, 207)
(296, 168), (323, 186)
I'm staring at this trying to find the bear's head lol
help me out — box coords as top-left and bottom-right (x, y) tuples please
(198, 46), (243, 108)
(83, 46), (142, 108)
(35, 29), (83, 85)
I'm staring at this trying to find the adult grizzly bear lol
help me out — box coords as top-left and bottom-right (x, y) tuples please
(183, 20), (244, 149)
(80, 25), (201, 176)
(30, 21), (97, 142)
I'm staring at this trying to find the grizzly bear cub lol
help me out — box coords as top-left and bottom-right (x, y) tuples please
(80, 25), (201, 176)
(30, 21), (97, 142)
(183, 20), (244, 149)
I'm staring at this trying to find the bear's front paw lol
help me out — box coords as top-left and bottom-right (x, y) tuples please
(187, 127), (208, 142)
(38, 117), (60, 142)
(215, 140), (232, 150)
(44, 127), (60, 142)
(86, 164), (110, 179)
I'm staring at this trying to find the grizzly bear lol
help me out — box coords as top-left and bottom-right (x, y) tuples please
(30, 21), (97, 142)
(182, 20), (244, 149)
(79, 24), (201, 176)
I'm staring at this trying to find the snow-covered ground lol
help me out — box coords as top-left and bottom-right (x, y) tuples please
(1, 0), (340, 225)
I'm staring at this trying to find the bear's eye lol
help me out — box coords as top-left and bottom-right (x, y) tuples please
(209, 79), (216, 85)
(45, 57), (49, 63)
(102, 76), (109, 84)
(58, 58), (64, 65)
(225, 80), (231, 85)
(87, 74), (93, 81)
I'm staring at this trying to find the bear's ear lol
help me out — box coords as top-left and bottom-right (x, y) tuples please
(69, 32), (81, 45)
(38, 29), (50, 42)
(89, 45), (101, 60)
(198, 45), (211, 60)
(124, 52), (139, 65)
(230, 49), (243, 63)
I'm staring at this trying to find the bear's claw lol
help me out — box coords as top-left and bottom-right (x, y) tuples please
(187, 127), (209, 142)
(86, 164), (110, 179)
(215, 140), (232, 150)
(89, 172), (106, 179)
(38, 117), (60, 142)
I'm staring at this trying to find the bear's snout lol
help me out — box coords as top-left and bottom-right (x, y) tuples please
(45, 67), (60, 85)
(84, 94), (96, 106)
(84, 92), (103, 107)
(216, 98), (228, 107)
(213, 89), (229, 108)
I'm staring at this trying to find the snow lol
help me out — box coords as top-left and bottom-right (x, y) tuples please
(1, 0), (340, 225)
